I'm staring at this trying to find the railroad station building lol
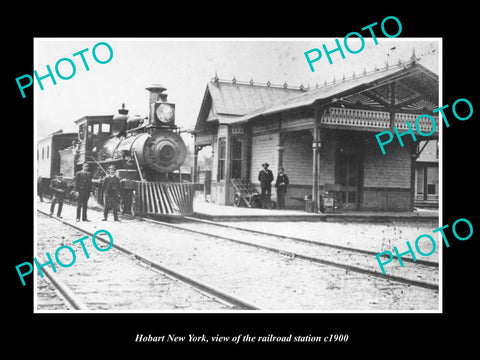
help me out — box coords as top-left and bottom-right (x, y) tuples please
(191, 60), (439, 212)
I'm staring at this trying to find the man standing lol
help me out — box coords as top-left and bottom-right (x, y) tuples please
(275, 167), (289, 210)
(37, 172), (43, 202)
(75, 162), (92, 222)
(102, 165), (121, 221)
(258, 162), (274, 209)
(49, 173), (68, 218)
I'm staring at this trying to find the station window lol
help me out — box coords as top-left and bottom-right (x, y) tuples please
(427, 166), (438, 197)
(93, 123), (100, 135)
(218, 137), (226, 181)
(230, 137), (243, 179)
(42, 147), (44, 159)
(47, 145), (49, 159)
(37, 149), (39, 161)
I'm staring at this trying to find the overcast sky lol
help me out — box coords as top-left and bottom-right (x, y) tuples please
(34, 38), (440, 146)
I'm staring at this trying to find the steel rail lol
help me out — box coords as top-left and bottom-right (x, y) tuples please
(140, 215), (439, 291)
(184, 216), (438, 267)
(41, 266), (89, 310)
(37, 209), (260, 310)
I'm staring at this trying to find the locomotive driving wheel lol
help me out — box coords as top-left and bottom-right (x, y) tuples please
(118, 190), (135, 216)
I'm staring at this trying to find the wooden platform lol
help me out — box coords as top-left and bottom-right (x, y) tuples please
(193, 199), (321, 222)
(191, 199), (439, 223)
(414, 199), (439, 210)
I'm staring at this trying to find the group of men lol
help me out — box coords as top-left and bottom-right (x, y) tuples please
(46, 162), (121, 222)
(42, 161), (290, 219)
(257, 162), (289, 209)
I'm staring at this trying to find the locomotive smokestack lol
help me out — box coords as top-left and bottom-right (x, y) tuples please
(146, 84), (168, 123)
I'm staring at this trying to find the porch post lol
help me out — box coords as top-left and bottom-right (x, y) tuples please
(423, 166), (428, 201)
(224, 125), (232, 205)
(410, 143), (419, 212)
(277, 133), (286, 169)
(193, 145), (200, 183)
(312, 107), (321, 212)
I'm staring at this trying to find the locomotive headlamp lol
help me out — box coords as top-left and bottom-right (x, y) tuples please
(155, 103), (175, 123)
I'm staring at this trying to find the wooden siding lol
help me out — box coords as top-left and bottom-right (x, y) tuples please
(278, 185), (311, 209)
(37, 137), (53, 178)
(319, 130), (336, 186)
(282, 131), (313, 186)
(250, 133), (279, 184)
(362, 188), (411, 211)
(252, 116), (280, 134)
(281, 112), (314, 131)
(38, 133), (77, 178)
(195, 131), (215, 146)
(363, 136), (412, 188)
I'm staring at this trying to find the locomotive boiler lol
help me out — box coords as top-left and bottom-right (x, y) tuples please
(99, 84), (187, 181)
(59, 84), (194, 216)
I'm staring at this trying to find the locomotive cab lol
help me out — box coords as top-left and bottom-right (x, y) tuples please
(74, 115), (115, 174)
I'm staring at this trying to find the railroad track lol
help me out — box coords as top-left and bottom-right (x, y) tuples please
(36, 209), (260, 311)
(36, 270), (83, 310)
(36, 202), (439, 310)
(140, 214), (439, 291)
(184, 216), (437, 267)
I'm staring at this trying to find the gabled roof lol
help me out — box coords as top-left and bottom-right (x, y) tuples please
(208, 80), (304, 116)
(194, 79), (305, 131)
(230, 61), (438, 124)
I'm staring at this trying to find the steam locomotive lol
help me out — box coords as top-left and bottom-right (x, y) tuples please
(39, 84), (194, 216)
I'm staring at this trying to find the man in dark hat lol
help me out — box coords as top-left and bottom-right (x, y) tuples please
(49, 173), (68, 218)
(75, 162), (92, 222)
(258, 162), (274, 209)
(102, 164), (121, 221)
(275, 167), (289, 210)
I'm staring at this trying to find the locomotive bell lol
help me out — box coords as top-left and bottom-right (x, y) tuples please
(112, 103), (129, 136)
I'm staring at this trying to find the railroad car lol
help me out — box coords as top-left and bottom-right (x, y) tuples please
(39, 84), (195, 216)
(37, 130), (78, 196)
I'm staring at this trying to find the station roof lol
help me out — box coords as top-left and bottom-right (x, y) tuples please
(37, 129), (77, 144)
(194, 78), (305, 131)
(208, 79), (305, 116)
(229, 61), (438, 124)
(193, 59), (439, 133)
